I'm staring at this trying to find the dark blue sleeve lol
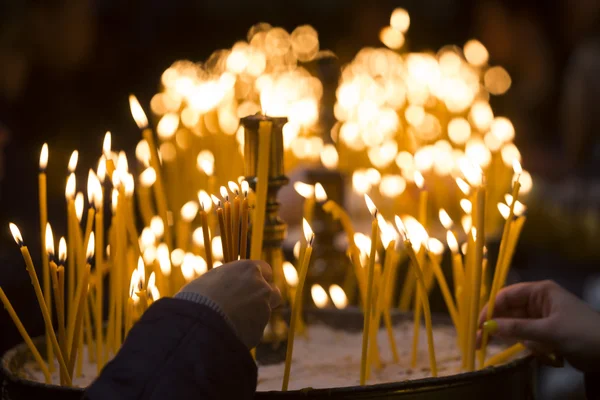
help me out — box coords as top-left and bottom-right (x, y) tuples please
(84, 298), (257, 400)
(585, 372), (600, 400)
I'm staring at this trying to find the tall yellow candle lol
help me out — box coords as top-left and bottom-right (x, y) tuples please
(240, 184), (250, 260)
(38, 144), (53, 368)
(249, 121), (272, 261)
(66, 173), (77, 323)
(214, 196), (231, 263)
(360, 194), (379, 385)
(198, 191), (214, 268)
(220, 187), (235, 262)
(282, 219), (314, 391)
(229, 182), (241, 259)
(9, 223), (71, 385)
(0, 287), (51, 383)
(68, 262), (90, 380)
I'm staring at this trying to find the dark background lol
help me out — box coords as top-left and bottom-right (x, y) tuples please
(1, 0), (600, 397)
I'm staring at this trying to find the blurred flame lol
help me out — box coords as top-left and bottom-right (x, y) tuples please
(181, 253), (196, 281)
(427, 238), (445, 256)
(399, 215), (428, 251)
(97, 157), (107, 183)
(75, 193), (84, 222)
(464, 39), (489, 67)
(157, 243), (171, 276)
(103, 132), (112, 157)
(364, 194), (377, 216)
(45, 223), (54, 257)
(129, 270), (140, 302)
(461, 215), (472, 234)
(414, 171), (425, 189)
(9, 223), (23, 246)
(68, 151), (79, 173)
(181, 201), (199, 222)
(303, 218), (314, 244)
(140, 227), (156, 250)
(283, 261), (299, 287)
(136, 140), (151, 167)
(513, 160), (522, 175)
(86, 232), (95, 260)
(380, 175), (406, 198)
(293, 241), (301, 260)
(140, 167), (157, 187)
(212, 236), (224, 260)
(219, 186), (229, 200)
(446, 230), (459, 254)
(314, 183), (327, 203)
(137, 256), (146, 287)
(58, 237), (67, 264)
(198, 190), (213, 212)
(456, 177), (471, 196)
(129, 95), (149, 129)
(439, 209), (453, 229)
(39, 143), (48, 171)
(329, 284), (348, 309)
(197, 150), (215, 176)
(294, 182), (314, 199)
(193, 228), (205, 247)
(171, 248), (185, 267)
(66, 173), (76, 200)
(390, 8), (410, 32)
(211, 194), (221, 207)
(157, 113), (179, 139)
(241, 180), (250, 196)
(460, 198), (472, 214)
(311, 284), (329, 308)
(228, 181), (240, 195)
(193, 256), (208, 276)
(320, 144), (339, 169)
(150, 216), (165, 238)
(471, 227), (478, 242)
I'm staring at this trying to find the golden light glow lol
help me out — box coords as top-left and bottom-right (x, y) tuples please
(491, 117), (515, 143)
(45, 223), (54, 257)
(501, 143), (521, 167)
(129, 270), (140, 302)
(140, 167), (157, 187)
(150, 286), (161, 301)
(456, 177), (471, 196)
(241, 180), (249, 196)
(394, 215), (407, 242)
(75, 193), (84, 222)
(399, 215), (428, 251)
(111, 188), (118, 212)
(148, 272), (156, 294)
(39, 143), (48, 171)
(504, 195), (527, 216)
(97, 156), (107, 183)
(150, 216), (165, 238)
(462, 215), (473, 234)
(427, 238), (445, 256)
(157, 243), (171, 276)
(228, 181), (240, 195)
(484, 66), (512, 95)
(484, 131), (503, 152)
(353, 233), (372, 256)
(87, 169), (100, 207)
(123, 174), (135, 197)
(283, 261), (299, 287)
(464, 39), (489, 67)
(448, 117), (471, 145)
(211, 194), (221, 207)
(143, 246), (157, 265)
(293, 182), (314, 199)
(320, 144), (339, 169)
(86, 232), (95, 261)
(311, 284), (329, 309)
(181, 201), (199, 222)
(471, 227), (478, 242)
(458, 158), (483, 186)
(103, 132), (112, 157)
(446, 230), (459, 254)
(181, 253), (196, 281)
(136, 140), (151, 167)
(140, 228), (156, 250)
(329, 284), (348, 309)
(68, 150), (79, 173)
(470, 101), (494, 131)
(314, 183), (327, 203)
(193, 256), (208, 276)
(460, 198), (473, 214)
(379, 216), (399, 248)
(380, 175), (406, 198)
(390, 8), (410, 32)
(58, 237), (67, 264)
(171, 248), (185, 267)
(213, 261), (223, 268)
(352, 170), (371, 195)
(219, 186), (229, 201)
(364, 194), (377, 217)
(519, 171), (533, 195)
(129, 95), (149, 129)
(380, 26), (405, 50)
(303, 218), (314, 244)
(197, 150), (215, 176)
(137, 256), (146, 286)
(157, 113), (179, 139)
(9, 223), (23, 246)
(414, 171), (425, 189)
(198, 190), (213, 212)
(439, 209), (453, 229)
(66, 173), (76, 199)
(212, 236), (224, 260)
(513, 159), (522, 175)
(293, 241), (301, 260)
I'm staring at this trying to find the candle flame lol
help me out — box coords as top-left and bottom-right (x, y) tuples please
(461, 215), (473, 234)
(459, 157), (483, 186)
(171, 248), (185, 267)
(446, 230), (459, 253)
(329, 284), (348, 309)
(147, 271), (156, 292)
(353, 233), (372, 255)
(140, 167), (157, 188)
(39, 143), (48, 171)
(150, 286), (161, 301)
(513, 160), (522, 175)
(157, 113), (179, 139)
(400, 215), (428, 251)
(352, 170), (371, 195)
(414, 171), (425, 189)
(302, 218), (314, 244)
(320, 144), (339, 170)
(241, 180), (249, 197)
(111, 188), (119, 212)
(181, 201), (199, 222)
(213, 261), (223, 268)
(140, 227), (156, 250)
(311, 284), (329, 309)
(211, 194), (221, 207)
(86, 232), (95, 261)
(456, 177), (471, 196)
(293, 182), (314, 199)
(471, 227), (477, 241)
(181, 254), (196, 281)
(314, 183), (327, 203)
(66, 173), (76, 199)
(293, 241), (301, 260)
(283, 261), (299, 287)
(103, 132), (112, 157)
(228, 181), (240, 195)
(378, 216), (398, 248)
(219, 186), (229, 200)
(497, 202), (510, 220)
(364, 194), (377, 217)
(193, 256), (207, 276)
(75, 193), (84, 222)
(196, 150), (215, 176)
(157, 243), (171, 276)
(129, 270), (140, 301)
(137, 257), (146, 287)
(87, 169), (99, 206)
(460, 199), (472, 214)
(117, 151), (129, 173)
(439, 209), (453, 229)
(151, 216), (165, 238)
(192, 228), (205, 248)
(56, 237), (66, 264)
(97, 156), (107, 183)
(517, 170), (533, 195)
(394, 215), (407, 242)
(129, 95), (149, 129)
(461, 242), (468, 256)
(9, 223), (23, 246)
(45, 223), (54, 257)
(136, 140), (150, 167)
(198, 190), (213, 212)
(68, 150), (79, 173)
(427, 237), (445, 256)
(212, 236), (224, 260)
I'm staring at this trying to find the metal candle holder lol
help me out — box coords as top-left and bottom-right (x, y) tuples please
(241, 113), (289, 347)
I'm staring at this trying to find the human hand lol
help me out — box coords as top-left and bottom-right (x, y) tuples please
(479, 280), (600, 372)
(178, 260), (282, 349)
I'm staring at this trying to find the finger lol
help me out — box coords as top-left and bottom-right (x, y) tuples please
(254, 260), (273, 282)
(493, 317), (552, 344)
(479, 282), (541, 326)
(269, 285), (283, 309)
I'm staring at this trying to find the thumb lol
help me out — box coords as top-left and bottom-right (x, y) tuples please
(494, 318), (551, 343)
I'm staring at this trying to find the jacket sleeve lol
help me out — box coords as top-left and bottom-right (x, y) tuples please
(84, 298), (257, 400)
(585, 372), (600, 400)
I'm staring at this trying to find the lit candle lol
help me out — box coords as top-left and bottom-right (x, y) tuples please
(249, 120), (272, 261)
(9, 223), (71, 385)
(240, 181), (250, 259)
(58, 238), (68, 364)
(89, 171), (104, 371)
(228, 181), (241, 259)
(38, 143), (53, 368)
(0, 287), (51, 383)
(198, 191), (213, 268)
(395, 216), (437, 376)
(220, 186), (234, 262)
(282, 219), (314, 391)
(294, 182), (315, 226)
(360, 194), (378, 385)
(426, 239), (459, 331)
(213, 195), (231, 264)
(138, 166), (156, 227)
(283, 261), (305, 335)
(103, 132), (115, 179)
(66, 173), (77, 323)
(130, 95), (172, 250)
(377, 222), (399, 363)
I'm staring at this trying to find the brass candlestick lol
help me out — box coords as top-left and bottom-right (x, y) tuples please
(241, 113), (289, 349)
